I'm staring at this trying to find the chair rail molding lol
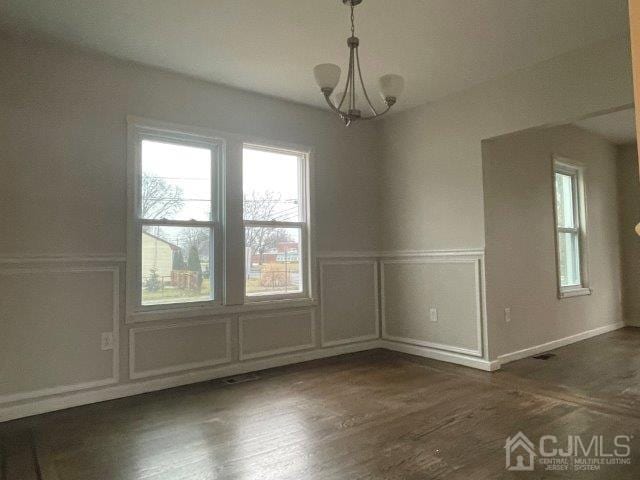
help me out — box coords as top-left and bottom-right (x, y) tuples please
(0, 253), (126, 264)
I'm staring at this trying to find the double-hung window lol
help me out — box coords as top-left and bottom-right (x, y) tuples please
(131, 123), (222, 308)
(242, 145), (309, 300)
(553, 158), (590, 298)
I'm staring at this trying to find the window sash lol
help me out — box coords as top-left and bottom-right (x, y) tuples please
(242, 146), (309, 301)
(553, 159), (587, 295)
(137, 133), (220, 224)
(133, 130), (222, 310)
(243, 222), (309, 302)
(557, 231), (581, 287)
(139, 222), (216, 305)
(242, 145), (307, 224)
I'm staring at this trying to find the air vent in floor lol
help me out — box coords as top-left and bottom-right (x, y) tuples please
(222, 373), (260, 385)
(532, 353), (556, 360)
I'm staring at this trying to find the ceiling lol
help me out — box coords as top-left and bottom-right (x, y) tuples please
(0, 0), (630, 112)
(575, 108), (637, 145)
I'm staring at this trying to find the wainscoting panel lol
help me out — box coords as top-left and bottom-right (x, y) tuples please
(381, 256), (483, 356)
(239, 309), (315, 360)
(320, 259), (379, 346)
(0, 266), (119, 403)
(129, 317), (231, 379)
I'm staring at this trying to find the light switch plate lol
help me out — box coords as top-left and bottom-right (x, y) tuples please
(504, 307), (511, 323)
(429, 308), (438, 322)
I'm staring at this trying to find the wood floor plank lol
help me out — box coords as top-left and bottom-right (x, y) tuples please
(2, 330), (640, 478)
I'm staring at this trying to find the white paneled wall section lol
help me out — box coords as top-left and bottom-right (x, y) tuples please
(0, 249), (491, 422)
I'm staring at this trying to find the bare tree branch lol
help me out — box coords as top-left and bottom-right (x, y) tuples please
(244, 190), (293, 264)
(141, 174), (184, 219)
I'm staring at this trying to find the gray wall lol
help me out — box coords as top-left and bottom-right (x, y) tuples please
(0, 30), (636, 419)
(483, 125), (623, 359)
(378, 35), (632, 252)
(618, 144), (640, 326)
(375, 35), (632, 364)
(0, 33), (383, 256)
(0, 33), (383, 420)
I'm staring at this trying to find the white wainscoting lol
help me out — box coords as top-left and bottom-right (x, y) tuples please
(0, 339), (381, 422)
(0, 249), (492, 423)
(0, 264), (120, 404)
(319, 259), (380, 347)
(129, 317), (232, 380)
(239, 309), (316, 360)
(380, 253), (484, 358)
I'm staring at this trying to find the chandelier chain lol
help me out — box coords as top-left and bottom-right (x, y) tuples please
(351, 5), (355, 37)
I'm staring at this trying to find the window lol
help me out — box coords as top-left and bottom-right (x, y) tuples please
(132, 125), (222, 308)
(128, 117), (313, 317)
(243, 145), (308, 299)
(553, 158), (590, 298)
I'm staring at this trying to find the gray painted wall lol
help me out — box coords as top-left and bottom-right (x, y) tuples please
(0, 33), (383, 420)
(483, 125), (623, 359)
(0, 30), (636, 419)
(376, 35), (632, 363)
(378, 35), (632, 251)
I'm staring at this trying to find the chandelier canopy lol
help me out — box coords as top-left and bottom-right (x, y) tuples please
(313, 0), (404, 126)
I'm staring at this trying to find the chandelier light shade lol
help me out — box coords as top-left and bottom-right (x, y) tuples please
(313, 64), (342, 91)
(379, 74), (405, 101)
(313, 0), (404, 126)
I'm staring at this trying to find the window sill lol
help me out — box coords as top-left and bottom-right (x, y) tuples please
(559, 287), (592, 299)
(126, 297), (317, 324)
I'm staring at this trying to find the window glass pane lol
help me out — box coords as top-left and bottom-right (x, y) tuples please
(245, 227), (301, 296)
(141, 225), (212, 305)
(243, 148), (301, 222)
(558, 232), (581, 287)
(141, 140), (212, 221)
(555, 172), (575, 228)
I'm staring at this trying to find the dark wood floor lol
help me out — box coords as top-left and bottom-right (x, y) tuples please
(2, 327), (640, 479)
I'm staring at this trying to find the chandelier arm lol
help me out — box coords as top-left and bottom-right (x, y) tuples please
(355, 46), (378, 116)
(323, 90), (349, 118)
(357, 103), (393, 120)
(349, 46), (356, 111)
(337, 76), (349, 111)
(337, 43), (355, 111)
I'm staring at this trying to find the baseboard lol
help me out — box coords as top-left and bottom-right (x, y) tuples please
(496, 321), (625, 366)
(0, 336), (503, 422)
(0, 340), (382, 423)
(380, 340), (499, 371)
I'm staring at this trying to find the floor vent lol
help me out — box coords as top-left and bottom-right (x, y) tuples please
(532, 353), (556, 360)
(222, 373), (261, 385)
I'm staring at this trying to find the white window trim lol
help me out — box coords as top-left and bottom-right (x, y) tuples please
(125, 116), (317, 322)
(552, 155), (591, 299)
(126, 116), (226, 316)
(242, 143), (312, 303)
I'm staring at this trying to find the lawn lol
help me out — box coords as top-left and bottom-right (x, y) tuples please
(142, 278), (211, 304)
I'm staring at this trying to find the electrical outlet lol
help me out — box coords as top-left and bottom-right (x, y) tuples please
(504, 307), (511, 323)
(101, 332), (114, 350)
(429, 307), (438, 322)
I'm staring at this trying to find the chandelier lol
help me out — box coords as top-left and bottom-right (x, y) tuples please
(313, 0), (404, 126)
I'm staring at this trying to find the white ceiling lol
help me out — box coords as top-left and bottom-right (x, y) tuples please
(0, 0), (630, 112)
(575, 108), (637, 145)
